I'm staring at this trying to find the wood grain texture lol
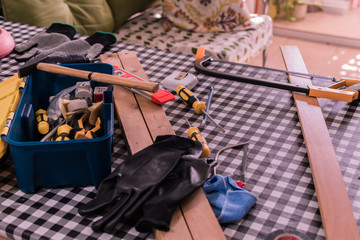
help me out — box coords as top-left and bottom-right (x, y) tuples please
(115, 51), (225, 240)
(36, 62), (159, 92)
(180, 188), (226, 240)
(117, 51), (175, 138)
(101, 51), (225, 240)
(280, 45), (360, 240)
(101, 52), (192, 239)
(154, 207), (193, 240)
(99, 53), (153, 153)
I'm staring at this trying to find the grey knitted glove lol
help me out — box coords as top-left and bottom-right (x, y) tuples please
(39, 31), (117, 60)
(15, 22), (77, 61)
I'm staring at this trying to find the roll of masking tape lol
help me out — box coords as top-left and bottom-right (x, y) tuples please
(265, 229), (311, 240)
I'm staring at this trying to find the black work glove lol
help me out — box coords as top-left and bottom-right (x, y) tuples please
(15, 22), (77, 61)
(78, 135), (200, 233)
(132, 155), (211, 233)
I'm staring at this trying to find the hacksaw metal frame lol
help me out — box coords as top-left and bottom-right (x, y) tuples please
(195, 46), (360, 102)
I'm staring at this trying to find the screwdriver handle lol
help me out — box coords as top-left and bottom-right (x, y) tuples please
(178, 85), (226, 133)
(187, 126), (210, 157)
(176, 85), (206, 114)
(35, 109), (50, 135)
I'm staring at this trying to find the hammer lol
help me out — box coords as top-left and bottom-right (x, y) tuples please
(18, 55), (159, 93)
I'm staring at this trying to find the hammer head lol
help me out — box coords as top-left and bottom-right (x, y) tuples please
(18, 53), (49, 78)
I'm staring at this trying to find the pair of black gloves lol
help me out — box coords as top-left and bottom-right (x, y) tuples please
(15, 22), (117, 62)
(78, 135), (211, 233)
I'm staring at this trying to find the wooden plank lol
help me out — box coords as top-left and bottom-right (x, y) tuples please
(280, 46), (360, 240)
(99, 53), (153, 153)
(116, 52), (225, 240)
(117, 51), (175, 139)
(154, 208), (193, 240)
(101, 52), (192, 240)
(180, 188), (226, 240)
(101, 51), (225, 240)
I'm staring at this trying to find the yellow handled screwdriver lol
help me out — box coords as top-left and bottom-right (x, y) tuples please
(185, 117), (210, 157)
(35, 109), (50, 135)
(176, 85), (225, 133)
(55, 124), (72, 141)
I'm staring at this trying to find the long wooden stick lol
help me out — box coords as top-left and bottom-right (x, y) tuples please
(99, 53), (153, 153)
(36, 62), (159, 93)
(281, 46), (360, 240)
(100, 51), (225, 240)
(100, 52), (193, 239)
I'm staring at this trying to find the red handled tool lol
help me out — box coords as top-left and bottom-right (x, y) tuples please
(113, 66), (175, 105)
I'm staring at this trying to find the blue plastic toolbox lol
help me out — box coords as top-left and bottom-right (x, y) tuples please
(1, 63), (114, 193)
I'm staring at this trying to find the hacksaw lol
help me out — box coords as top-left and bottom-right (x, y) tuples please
(194, 46), (360, 103)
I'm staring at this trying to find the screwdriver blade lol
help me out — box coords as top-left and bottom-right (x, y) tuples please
(200, 109), (225, 133)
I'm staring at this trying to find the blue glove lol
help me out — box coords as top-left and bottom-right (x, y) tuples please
(203, 174), (257, 223)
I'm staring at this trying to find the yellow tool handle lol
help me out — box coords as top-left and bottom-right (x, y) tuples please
(37, 63), (159, 93)
(178, 85), (226, 133)
(35, 109), (49, 135)
(56, 124), (72, 141)
(187, 126), (210, 157)
(176, 85), (206, 114)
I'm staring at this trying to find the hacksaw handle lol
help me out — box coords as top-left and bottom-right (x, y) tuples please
(36, 62), (159, 93)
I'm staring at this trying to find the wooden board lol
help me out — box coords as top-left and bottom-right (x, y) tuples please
(100, 53), (153, 153)
(100, 52), (225, 240)
(116, 51), (176, 139)
(280, 46), (360, 240)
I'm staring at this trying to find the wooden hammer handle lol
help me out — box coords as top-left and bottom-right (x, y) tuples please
(37, 62), (159, 93)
